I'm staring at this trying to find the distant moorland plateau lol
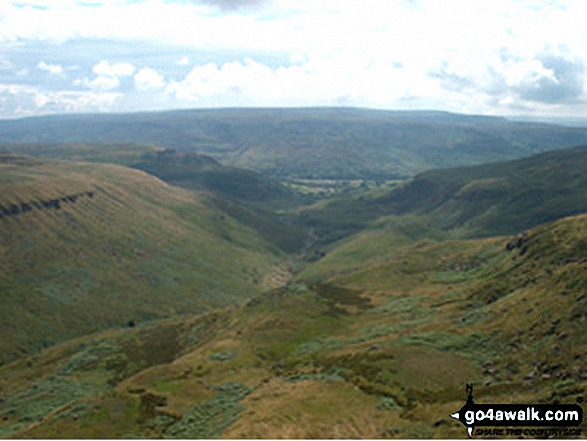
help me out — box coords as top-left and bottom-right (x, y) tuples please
(4, 107), (587, 179)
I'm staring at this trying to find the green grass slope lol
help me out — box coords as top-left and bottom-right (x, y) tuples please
(2, 213), (586, 438)
(0, 153), (283, 364)
(131, 149), (296, 204)
(1, 144), (311, 252)
(3, 108), (587, 179)
(299, 145), (587, 246)
(0, 142), (163, 166)
(130, 148), (310, 253)
(376, 145), (587, 237)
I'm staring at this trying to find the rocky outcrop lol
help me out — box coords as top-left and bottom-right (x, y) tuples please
(0, 190), (95, 220)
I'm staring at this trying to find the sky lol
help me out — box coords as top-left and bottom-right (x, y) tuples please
(1, 0), (587, 119)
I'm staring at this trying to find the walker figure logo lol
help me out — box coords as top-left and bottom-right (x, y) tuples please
(450, 384), (583, 437)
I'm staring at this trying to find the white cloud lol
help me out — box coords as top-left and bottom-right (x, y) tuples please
(167, 59), (306, 102)
(165, 51), (448, 109)
(134, 67), (165, 91)
(74, 75), (121, 91)
(1, 0), (587, 117)
(0, 83), (121, 118)
(37, 61), (63, 75)
(0, 58), (13, 70)
(1, 1), (586, 60)
(72, 60), (136, 91)
(502, 59), (557, 88)
(92, 60), (135, 77)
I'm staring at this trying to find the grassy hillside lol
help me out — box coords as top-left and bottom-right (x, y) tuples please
(130, 148), (310, 253)
(0, 142), (162, 166)
(1, 144), (311, 252)
(377, 145), (587, 236)
(1, 126), (586, 438)
(298, 145), (587, 245)
(2, 213), (586, 438)
(3, 108), (587, 179)
(131, 148), (302, 206)
(0, 153), (284, 364)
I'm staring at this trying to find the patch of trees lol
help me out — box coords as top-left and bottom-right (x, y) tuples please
(0, 190), (95, 220)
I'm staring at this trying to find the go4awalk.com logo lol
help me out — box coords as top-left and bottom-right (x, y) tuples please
(450, 384), (583, 437)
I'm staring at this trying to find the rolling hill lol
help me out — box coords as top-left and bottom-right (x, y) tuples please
(1, 115), (587, 438)
(298, 145), (587, 246)
(0, 143), (300, 205)
(131, 148), (310, 252)
(0, 153), (286, 364)
(2, 212), (586, 438)
(130, 148), (300, 205)
(0, 143), (311, 252)
(376, 145), (587, 236)
(3, 108), (587, 179)
(0, 142), (162, 167)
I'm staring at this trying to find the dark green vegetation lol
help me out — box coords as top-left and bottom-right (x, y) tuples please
(1, 115), (587, 438)
(299, 145), (587, 245)
(379, 145), (587, 237)
(132, 149), (296, 204)
(131, 148), (309, 253)
(4, 108), (587, 179)
(0, 142), (161, 166)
